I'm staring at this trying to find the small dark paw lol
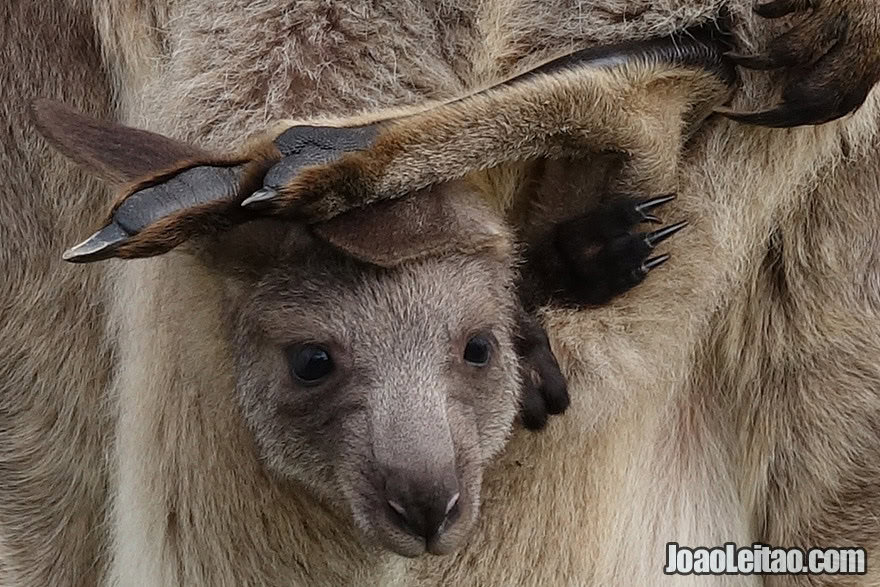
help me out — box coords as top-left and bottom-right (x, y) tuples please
(548, 194), (685, 307)
(720, 0), (880, 127)
(515, 311), (569, 431)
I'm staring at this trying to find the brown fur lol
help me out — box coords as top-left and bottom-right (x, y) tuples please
(4, 1), (880, 586)
(31, 98), (213, 185)
(0, 2), (115, 584)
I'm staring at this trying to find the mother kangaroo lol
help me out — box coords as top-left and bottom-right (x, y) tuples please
(2, 1), (880, 585)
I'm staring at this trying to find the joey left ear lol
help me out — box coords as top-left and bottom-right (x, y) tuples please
(312, 180), (513, 267)
(32, 100), (281, 262)
(32, 99), (210, 185)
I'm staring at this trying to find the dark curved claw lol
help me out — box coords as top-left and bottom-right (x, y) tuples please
(63, 164), (248, 263)
(725, 51), (788, 71)
(719, 0), (880, 127)
(517, 17), (736, 86)
(645, 221), (688, 248)
(718, 104), (819, 128)
(753, 0), (813, 19)
(640, 253), (671, 274)
(634, 193), (676, 212)
(717, 79), (872, 128)
(634, 193), (676, 224)
(62, 223), (130, 263)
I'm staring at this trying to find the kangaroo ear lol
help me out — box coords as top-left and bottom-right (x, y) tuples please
(240, 22), (736, 223)
(33, 100), (280, 263)
(32, 99), (210, 185)
(312, 180), (513, 267)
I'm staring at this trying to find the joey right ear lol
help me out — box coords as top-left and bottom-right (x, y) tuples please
(312, 180), (513, 268)
(32, 100), (280, 262)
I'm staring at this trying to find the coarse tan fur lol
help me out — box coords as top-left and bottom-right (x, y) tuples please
(3, 2), (880, 587)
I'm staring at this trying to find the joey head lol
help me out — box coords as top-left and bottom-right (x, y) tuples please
(34, 100), (565, 556)
(218, 187), (524, 556)
(33, 93), (683, 556)
(31, 26), (729, 555)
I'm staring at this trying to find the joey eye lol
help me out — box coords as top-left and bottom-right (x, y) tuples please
(287, 344), (334, 386)
(463, 334), (492, 367)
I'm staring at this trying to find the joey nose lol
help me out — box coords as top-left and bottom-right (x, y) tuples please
(384, 468), (461, 540)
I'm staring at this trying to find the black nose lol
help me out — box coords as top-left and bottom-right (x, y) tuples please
(383, 467), (461, 540)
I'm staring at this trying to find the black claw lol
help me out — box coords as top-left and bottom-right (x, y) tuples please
(719, 103), (821, 128)
(63, 223), (130, 263)
(645, 221), (688, 248)
(635, 193), (676, 214)
(641, 253), (671, 273)
(635, 194), (676, 224)
(241, 187), (279, 208)
(754, 0), (806, 19)
(724, 51), (781, 71)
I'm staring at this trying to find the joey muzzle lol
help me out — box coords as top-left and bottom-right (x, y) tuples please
(362, 385), (474, 558)
(369, 458), (469, 557)
(382, 464), (461, 547)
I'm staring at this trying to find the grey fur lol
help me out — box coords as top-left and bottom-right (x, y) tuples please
(3, 1), (880, 585)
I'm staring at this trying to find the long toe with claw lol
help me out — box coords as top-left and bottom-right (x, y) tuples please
(634, 193), (676, 224)
(240, 124), (380, 213)
(644, 221), (688, 248)
(718, 0), (880, 127)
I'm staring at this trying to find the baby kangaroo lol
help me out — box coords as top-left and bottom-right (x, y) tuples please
(33, 26), (734, 558)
